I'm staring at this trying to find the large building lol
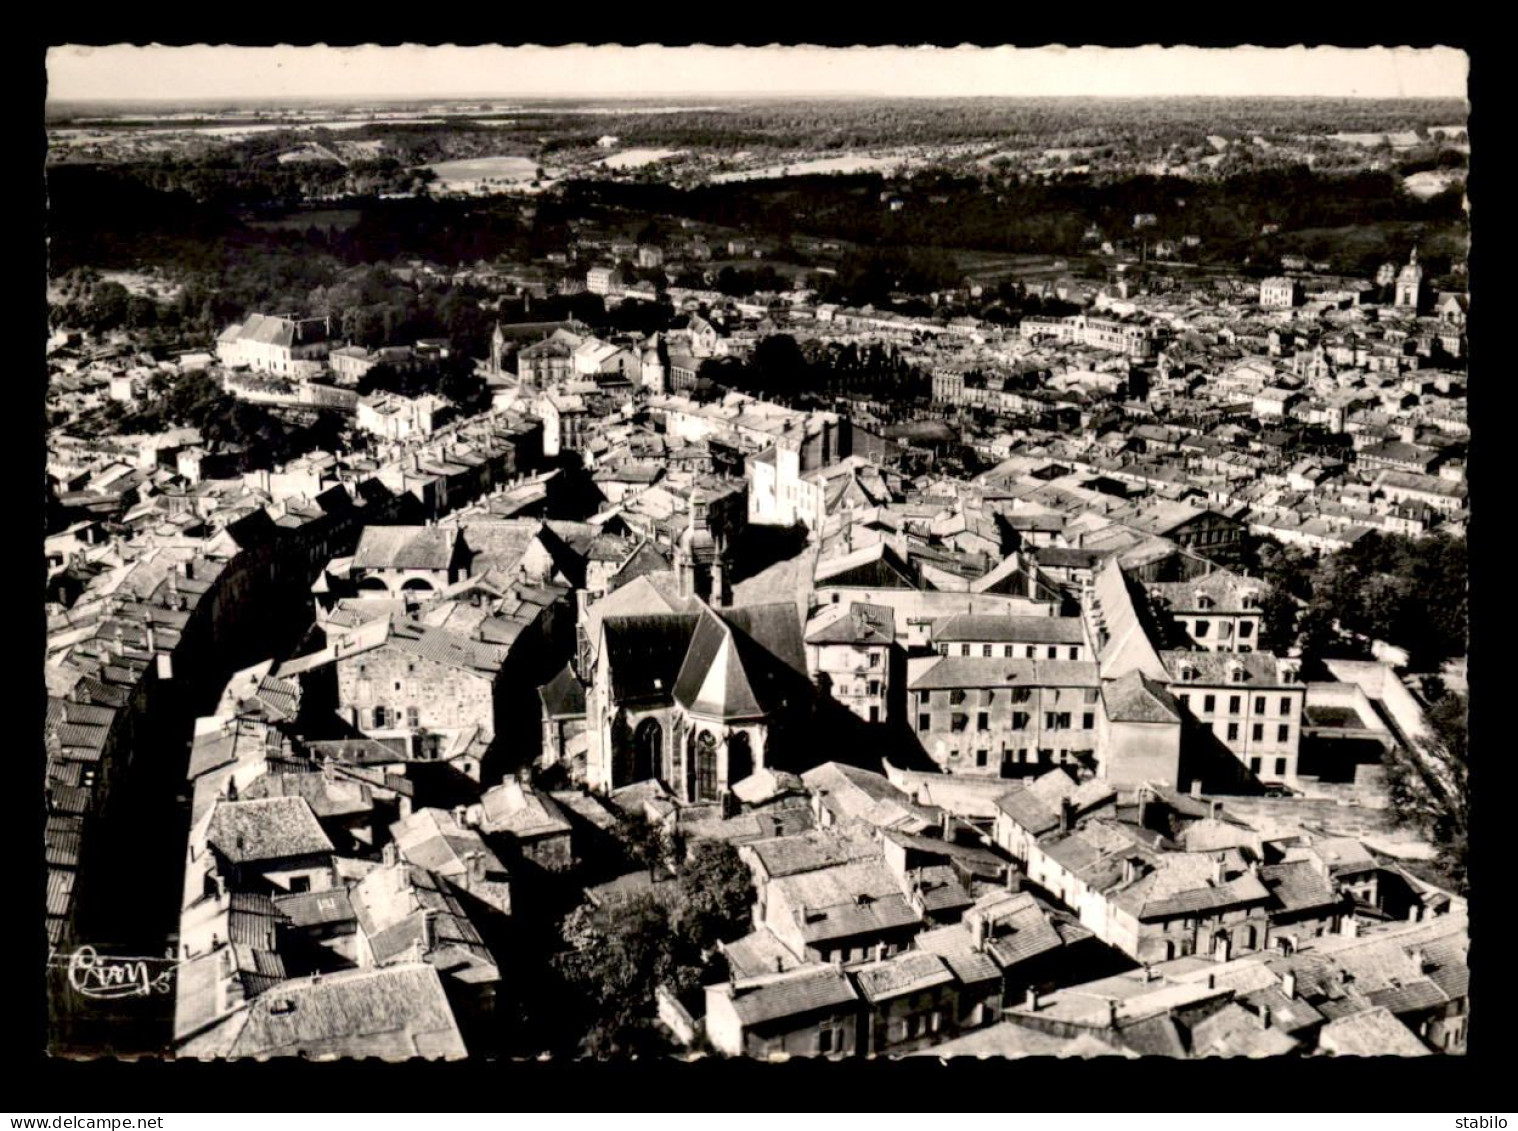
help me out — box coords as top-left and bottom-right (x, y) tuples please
(216, 314), (334, 377)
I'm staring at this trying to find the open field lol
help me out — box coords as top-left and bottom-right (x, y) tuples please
(424, 155), (539, 184)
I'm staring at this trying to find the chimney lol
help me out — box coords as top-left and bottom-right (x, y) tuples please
(940, 810), (952, 840)
(1281, 971), (1297, 1000)
(1207, 972), (1216, 990)
(1059, 797), (1075, 834)
(1209, 799), (1221, 821)
(1410, 947), (1427, 974)
(1107, 999), (1119, 1029)
(1024, 986), (1040, 1012)
(382, 841), (399, 867)
(774, 956), (785, 974)
(1259, 1005), (1272, 1031)
(1189, 779), (1203, 799)
(452, 805), (468, 828)
(1004, 868), (1021, 894)
(1212, 855), (1227, 886)
(1341, 917), (1359, 939)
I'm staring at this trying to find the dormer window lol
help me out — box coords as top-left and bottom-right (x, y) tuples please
(1196, 594), (1214, 610)
(1180, 664), (1197, 683)
(1228, 664), (1246, 684)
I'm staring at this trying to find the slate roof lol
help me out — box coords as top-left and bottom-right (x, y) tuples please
(537, 663), (587, 718)
(602, 613), (699, 704)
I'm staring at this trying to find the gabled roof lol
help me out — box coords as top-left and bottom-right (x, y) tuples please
(205, 797), (333, 865)
(1103, 670), (1182, 724)
(722, 964), (858, 1027)
(352, 526), (460, 572)
(602, 613), (700, 705)
(537, 663), (587, 719)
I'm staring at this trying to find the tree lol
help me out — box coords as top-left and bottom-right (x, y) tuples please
(669, 839), (754, 953)
(1381, 691), (1468, 894)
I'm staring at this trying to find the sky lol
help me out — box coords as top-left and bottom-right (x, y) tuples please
(47, 45), (1470, 104)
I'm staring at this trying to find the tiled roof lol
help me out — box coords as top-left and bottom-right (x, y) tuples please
(724, 964), (858, 1027)
(931, 614), (1085, 646)
(1259, 860), (1341, 916)
(205, 797), (334, 864)
(908, 656), (1100, 690)
(221, 964), (468, 1061)
(852, 951), (953, 1003)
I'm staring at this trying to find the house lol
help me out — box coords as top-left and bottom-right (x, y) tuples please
(195, 796), (336, 897)
(853, 951), (959, 1055)
(803, 602), (895, 724)
(177, 963), (468, 1061)
(389, 807), (512, 918)
(349, 859), (501, 993)
(332, 617), (510, 779)
(1143, 568), (1267, 653)
(1163, 651), (1305, 784)
(705, 964), (860, 1058)
(473, 778), (574, 872)
(1259, 278), (1302, 309)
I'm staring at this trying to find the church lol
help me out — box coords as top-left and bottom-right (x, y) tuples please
(582, 496), (812, 802)
(1394, 247), (1426, 313)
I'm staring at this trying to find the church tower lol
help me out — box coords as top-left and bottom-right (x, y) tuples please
(1395, 246), (1425, 312)
(489, 322), (506, 377)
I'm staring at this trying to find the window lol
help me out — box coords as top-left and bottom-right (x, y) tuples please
(1278, 724), (1290, 743)
(868, 680), (880, 696)
(1250, 756), (1263, 774)
(939, 644), (950, 656)
(977, 712), (990, 732)
(950, 689), (967, 706)
(1255, 696), (1266, 715)
(918, 714), (931, 733)
(1082, 712), (1095, 730)
(356, 679), (372, 704)
(394, 681), (401, 692)
(1025, 646), (1036, 659)
(976, 750), (989, 768)
(983, 644), (993, 658)
(288, 876), (311, 894)
(1227, 722), (1240, 741)
(1275, 757), (1288, 776)
(1229, 667), (1246, 684)
(373, 705), (388, 728)
(869, 706), (880, 723)
(817, 1027), (834, 1055)
(1047, 646), (1058, 659)
(1010, 687), (1033, 704)
(1239, 621), (1254, 639)
(1012, 712), (1031, 730)
(1004, 645), (1015, 658)
(1253, 723), (1264, 742)
(1203, 695), (1216, 713)
(1069, 647), (1080, 660)
(1280, 697), (1293, 715)
(1195, 620), (1210, 638)
(961, 644), (972, 657)
(868, 652), (880, 668)
(919, 690), (931, 705)
(951, 713), (970, 733)
(1179, 693), (1191, 708)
